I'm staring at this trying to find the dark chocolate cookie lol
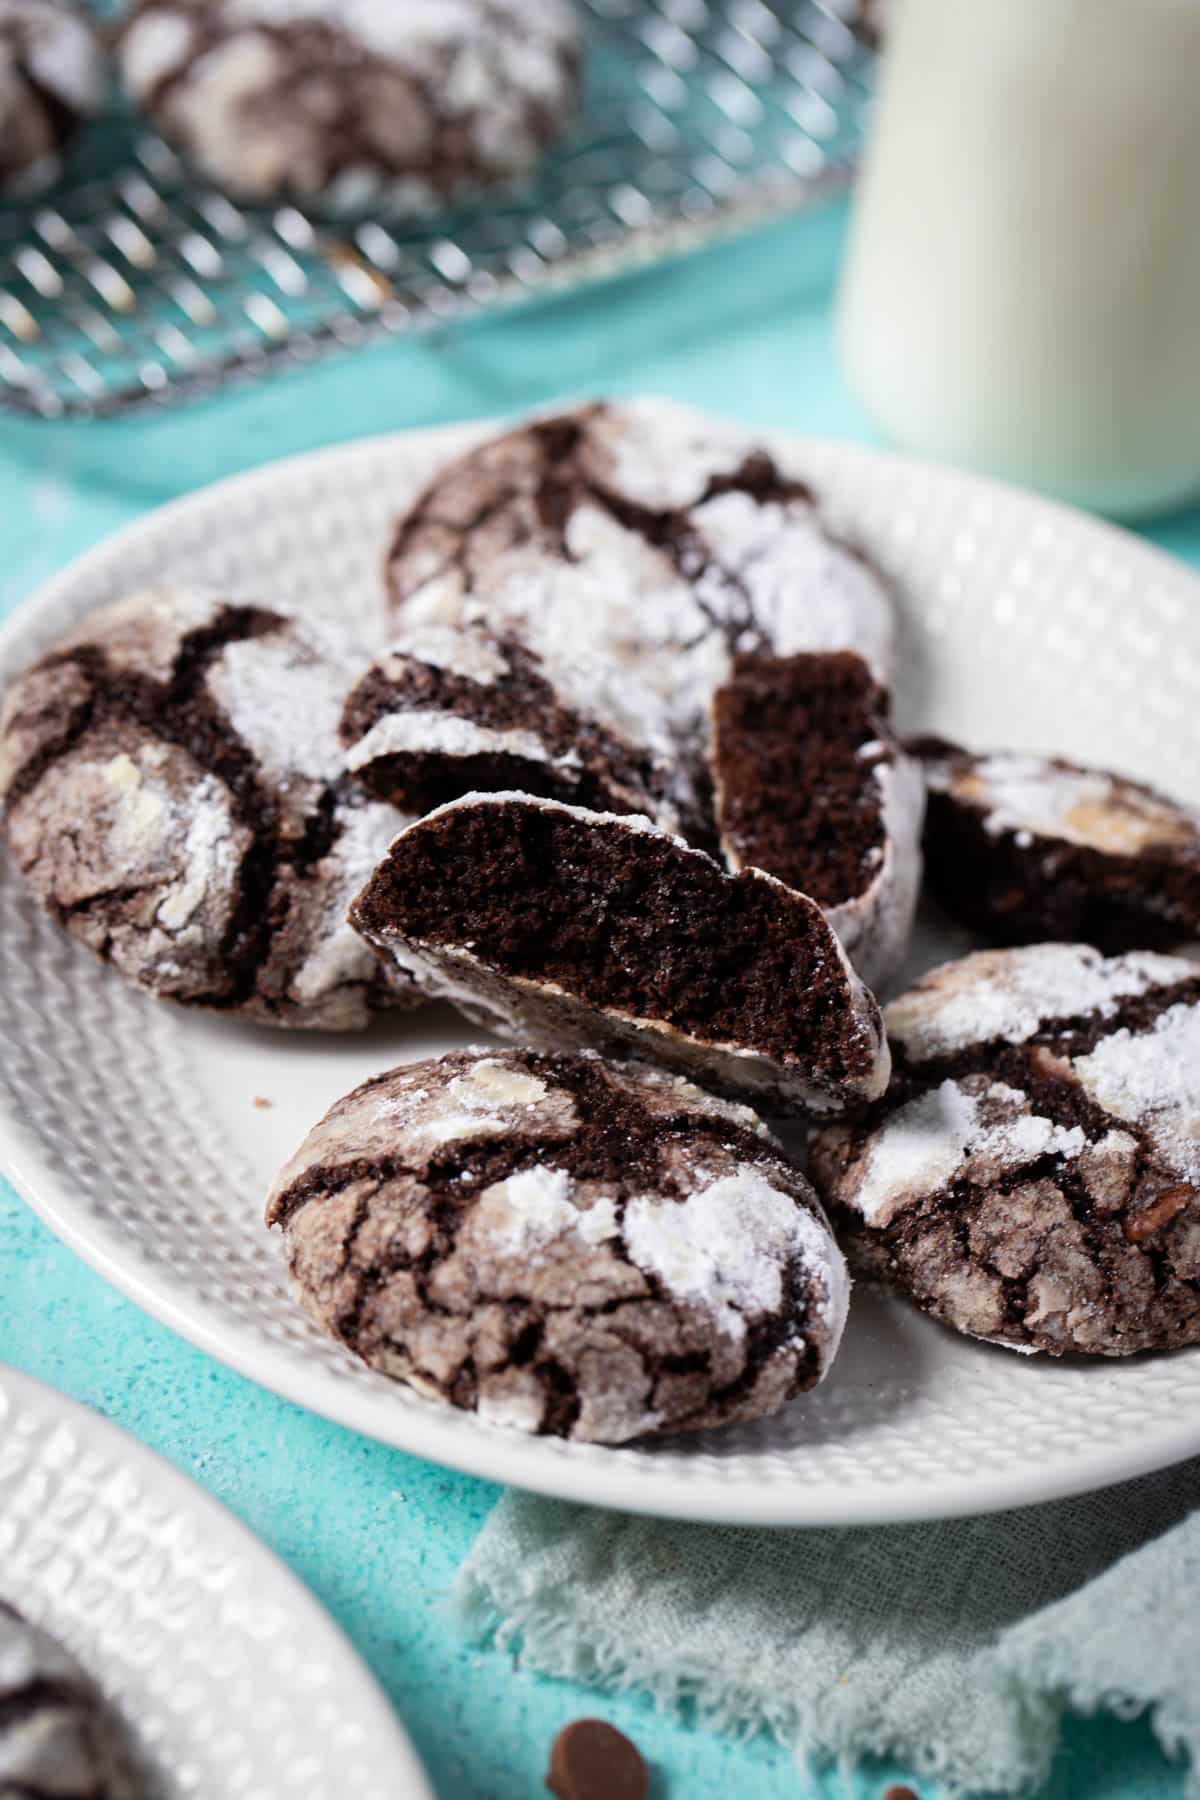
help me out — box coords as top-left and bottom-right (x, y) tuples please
(266, 1048), (850, 1442)
(711, 651), (923, 988)
(0, 0), (105, 193)
(0, 1598), (143, 1797)
(809, 943), (1200, 1355)
(385, 400), (898, 766)
(119, 0), (579, 206)
(0, 585), (417, 1028)
(913, 737), (1200, 952)
(340, 621), (700, 837)
(350, 791), (891, 1116)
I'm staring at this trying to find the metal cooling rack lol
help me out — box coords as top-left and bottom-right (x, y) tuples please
(0, 0), (872, 418)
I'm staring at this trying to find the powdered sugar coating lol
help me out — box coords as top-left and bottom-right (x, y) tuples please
(850, 1078), (1087, 1227)
(475, 1164), (618, 1256)
(388, 400), (898, 743)
(205, 615), (360, 784)
(0, 0), (105, 108)
(120, 0), (578, 205)
(346, 708), (562, 777)
(341, 622), (696, 834)
(809, 945), (1200, 1356)
(382, 624), (509, 687)
(886, 943), (1191, 1064)
(624, 1166), (848, 1347)
(1073, 1002), (1200, 1188)
(0, 0), (105, 192)
(929, 748), (1200, 856)
(267, 1048), (847, 1442)
(216, 0), (576, 65)
(0, 586), (416, 1028)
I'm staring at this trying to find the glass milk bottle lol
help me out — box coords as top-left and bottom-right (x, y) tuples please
(836, 0), (1200, 518)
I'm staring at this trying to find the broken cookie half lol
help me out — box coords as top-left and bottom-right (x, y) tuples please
(266, 1048), (849, 1442)
(809, 942), (1200, 1356)
(350, 791), (891, 1116)
(711, 650), (924, 990)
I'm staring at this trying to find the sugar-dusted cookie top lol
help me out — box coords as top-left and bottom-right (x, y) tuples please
(119, 0), (579, 204)
(0, 585), (417, 1028)
(339, 621), (702, 839)
(0, 0), (106, 192)
(267, 1047), (849, 1442)
(913, 737), (1200, 952)
(810, 943), (1200, 1356)
(386, 400), (898, 757)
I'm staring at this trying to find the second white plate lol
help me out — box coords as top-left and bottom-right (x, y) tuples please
(0, 1364), (432, 1798)
(2, 423), (1200, 1527)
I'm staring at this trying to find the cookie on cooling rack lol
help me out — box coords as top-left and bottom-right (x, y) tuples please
(350, 790), (891, 1116)
(809, 942), (1200, 1356)
(339, 621), (702, 838)
(385, 400), (899, 753)
(266, 1048), (850, 1443)
(711, 650), (923, 989)
(913, 737), (1200, 953)
(118, 0), (580, 207)
(0, 0), (106, 194)
(0, 1598), (144, 1798)
(0, 585), (418, 1029)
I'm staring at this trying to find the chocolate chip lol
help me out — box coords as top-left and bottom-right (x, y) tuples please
(546, 1719), (649, 1800)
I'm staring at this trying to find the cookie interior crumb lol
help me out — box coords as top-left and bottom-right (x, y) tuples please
(353, 796), (881, 1088)
(712, 649), (890, 904)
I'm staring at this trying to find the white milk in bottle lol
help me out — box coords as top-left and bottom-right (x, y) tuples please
(837, 0), (1200, 517)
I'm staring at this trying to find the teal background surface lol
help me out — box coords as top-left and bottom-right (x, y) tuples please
(1, 201), (1198, 1800)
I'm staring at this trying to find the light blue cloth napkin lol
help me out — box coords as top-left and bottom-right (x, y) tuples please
(457, 1460), (1200, 1795)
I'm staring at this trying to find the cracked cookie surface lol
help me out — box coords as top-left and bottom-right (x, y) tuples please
(350, 790), (892, 1117)
(385, 399), (897, 763)
(0, 0), (106, 193)
(266, 1048), (849, 1442)
(0, 1598), (144, 1798)
(809, 943), (1200, 1355)
(913, 737), (1200, 952)
(119, 0), (579, 206)
(0, 585), (418, 1028)
(340, 621), (700, 839)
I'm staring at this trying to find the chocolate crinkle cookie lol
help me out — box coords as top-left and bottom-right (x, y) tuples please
(118, 0), (580, 207)
(0, 1598), (145, 1798)
(0, 0), (106, 194)
(809, 942), (1200, 1356)
(913, 736), (1200, 952)
(266, 1048), (850, 1442)
(350, 790), (891, 1116)
(0, 585), (418, 1029)
(385, 399), (898, 753)
(711, 651), (924, 990)
(339, 621), (700, 838)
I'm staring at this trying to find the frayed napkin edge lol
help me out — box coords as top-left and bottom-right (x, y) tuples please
(452, 1562), (1062, 1797)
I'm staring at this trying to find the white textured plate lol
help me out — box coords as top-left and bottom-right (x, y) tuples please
(3, 424), (1200, 1529)
(0, 1363), (432, 1798)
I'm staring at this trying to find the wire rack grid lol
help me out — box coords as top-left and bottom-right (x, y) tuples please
(0, 0), (873, 419)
